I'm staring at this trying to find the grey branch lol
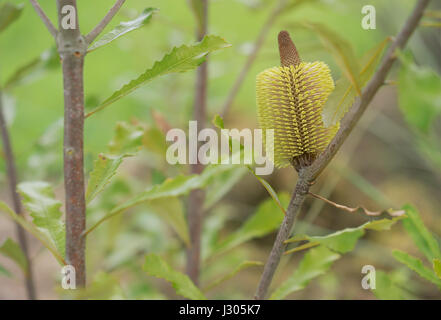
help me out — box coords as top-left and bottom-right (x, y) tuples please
(255, 0), (430, 300)
(84, 0), (126, 45)
(29, 0), (58, 38)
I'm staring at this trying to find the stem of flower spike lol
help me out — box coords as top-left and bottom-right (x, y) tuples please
(255, 0), (431, 300)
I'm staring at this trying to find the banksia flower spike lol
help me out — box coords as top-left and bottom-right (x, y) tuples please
(257, 31), (338, 171)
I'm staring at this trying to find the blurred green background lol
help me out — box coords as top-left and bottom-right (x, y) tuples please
(0, 0), (440, 299)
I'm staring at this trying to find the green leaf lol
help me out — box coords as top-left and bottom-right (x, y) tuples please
(401, 204), (441, 261)
(0, 2), (23, 33)
(213, 193), (289, 256)
(0, 264), (11, 277)
(270, 246), (340, 299)
(393, 250), (441, 287)
(323, 38), (389, 127)
(398, 52), (441, 134)
(434, 259), (441, 280)
(17, 182), (65, 259)
(285, 216), (404, 255)
(88, 8), (158, 52)
(143, 127), (168, 156)
(147, 197), (190, 247)
(87, 35), (231, 117)
(299, 22), (361, 95)
(203, 260), (263, 292)
(0, 201), (65, 265)
(212, 114), (285, 214)
(86, 153), (132, 205)
(372, 270), (405, 300)
(143, 253), (206, 300)
(0, 238), (27, 275)
(85, 163), (234, 236)
(4, 47), (59, 90)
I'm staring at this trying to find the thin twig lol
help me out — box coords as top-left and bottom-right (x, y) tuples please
(84, 0), (126, 45)
(56, 0), (88, 287)
(0, 90), (36, 299)
(255, 0), (431, 300)
(29, 0), (58, 39)
(186, 0), (208, 286)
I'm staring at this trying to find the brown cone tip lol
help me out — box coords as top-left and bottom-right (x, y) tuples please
(278, 30), (301, 67)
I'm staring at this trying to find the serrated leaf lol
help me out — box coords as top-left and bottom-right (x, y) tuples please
(203, 260), (263, 292)
(212, 193), (289, 256)
(0, 238), (27, 275)
(434, 259), (441, 280)
(0, 201), (65, 265)
(88, 8), (158, 52)
(270, 246), (340, 299)
(323, 38), (389, 127)
(86, 153), (131, 205)
(0, 2), (23, 33)
(402, 204), (441, 262)
(87, 35), (231, 117)
(17, 182), (65, 259)
(143, 254), (206, 300)
(393, 250), (441, 287)
(147, 197), (190, 247)
(285, 216), (404, 255)
(4, 47), (59, 90)
(0, 264), (11, 277)
(299, 22), (361, 95)
(85, 163), (235, 236)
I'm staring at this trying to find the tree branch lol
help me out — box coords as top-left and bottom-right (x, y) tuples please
(84, 0), (126, 45)
(56, 0), (87, 287)
(255, 0), (431, 300)
(0, 90), (36, 300)
(29, 0), (58, 39)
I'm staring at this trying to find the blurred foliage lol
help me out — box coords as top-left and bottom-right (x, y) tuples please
(0, 0), (440, 300)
